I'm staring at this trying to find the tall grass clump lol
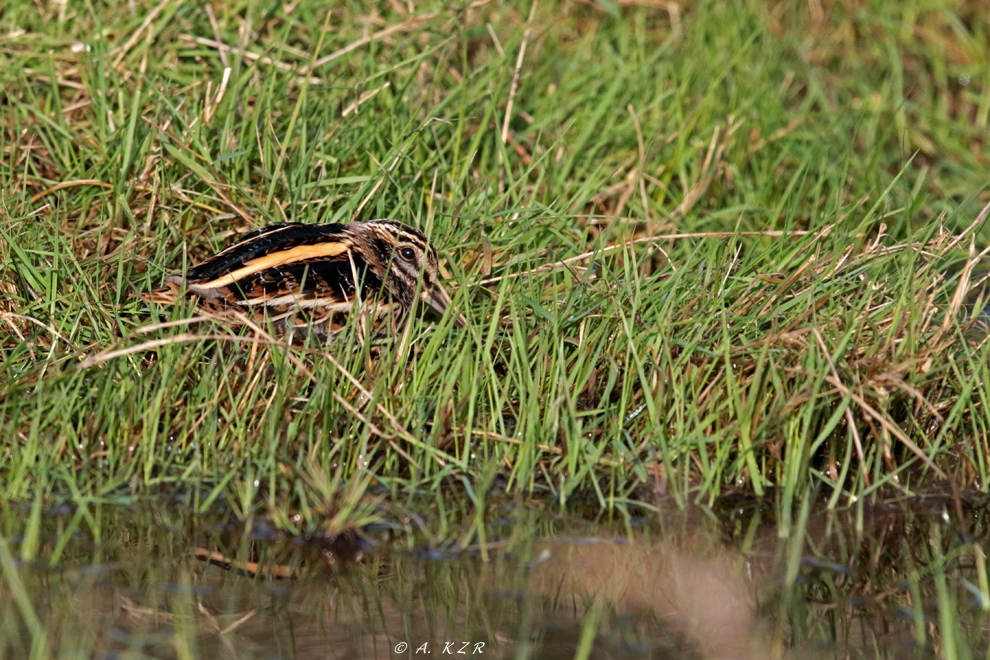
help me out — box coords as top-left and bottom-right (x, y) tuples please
(1, 0), (989, 530)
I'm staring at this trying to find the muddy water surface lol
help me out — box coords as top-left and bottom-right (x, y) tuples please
(1, 495), (987, 659)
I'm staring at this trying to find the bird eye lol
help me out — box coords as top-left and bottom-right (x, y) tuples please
(398, 247), (416, 261)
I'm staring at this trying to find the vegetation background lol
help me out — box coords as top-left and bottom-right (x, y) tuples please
(2, 0), (990, 530)
(4, 1), (990, 658)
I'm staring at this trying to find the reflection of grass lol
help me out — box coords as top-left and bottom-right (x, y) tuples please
(1, 501), (988, 658)
(1, 1), (989, 535)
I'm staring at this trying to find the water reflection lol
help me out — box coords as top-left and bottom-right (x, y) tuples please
(1, 497), (987, 658)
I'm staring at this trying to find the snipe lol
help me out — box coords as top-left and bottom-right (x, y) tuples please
(147, 220), (466, 339)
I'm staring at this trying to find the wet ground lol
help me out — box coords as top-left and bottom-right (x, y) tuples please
(2, 492), (989, 659)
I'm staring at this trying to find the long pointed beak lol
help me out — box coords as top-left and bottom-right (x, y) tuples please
(422, 284), (467, 328)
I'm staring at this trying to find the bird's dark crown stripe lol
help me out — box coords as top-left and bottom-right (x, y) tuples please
(365, 220), (428, 243)
(365, 230), (429, 257)
(399, 234), (428, 251)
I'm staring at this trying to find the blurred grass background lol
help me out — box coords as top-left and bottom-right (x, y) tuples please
(1, 0), (989, 530)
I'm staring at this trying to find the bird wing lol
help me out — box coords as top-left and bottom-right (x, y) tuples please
(147, 223), (398, 336)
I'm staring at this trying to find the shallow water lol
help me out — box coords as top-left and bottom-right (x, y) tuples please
(2, 494), (989, 659)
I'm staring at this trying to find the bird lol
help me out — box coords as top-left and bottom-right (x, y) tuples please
(146, 219), (467, 340)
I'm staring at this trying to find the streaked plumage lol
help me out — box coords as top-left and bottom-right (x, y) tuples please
(146, 220), (466, 339)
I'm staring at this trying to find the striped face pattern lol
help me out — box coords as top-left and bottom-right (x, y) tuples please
(148, 220), (466, 339)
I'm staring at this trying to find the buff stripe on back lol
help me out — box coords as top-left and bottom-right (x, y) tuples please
(192, 241), (352, 291)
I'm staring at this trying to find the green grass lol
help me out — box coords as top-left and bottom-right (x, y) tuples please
(2, 0), (990, 532)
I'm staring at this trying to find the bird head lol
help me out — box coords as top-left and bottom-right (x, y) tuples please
(358, 220), (467, 328)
